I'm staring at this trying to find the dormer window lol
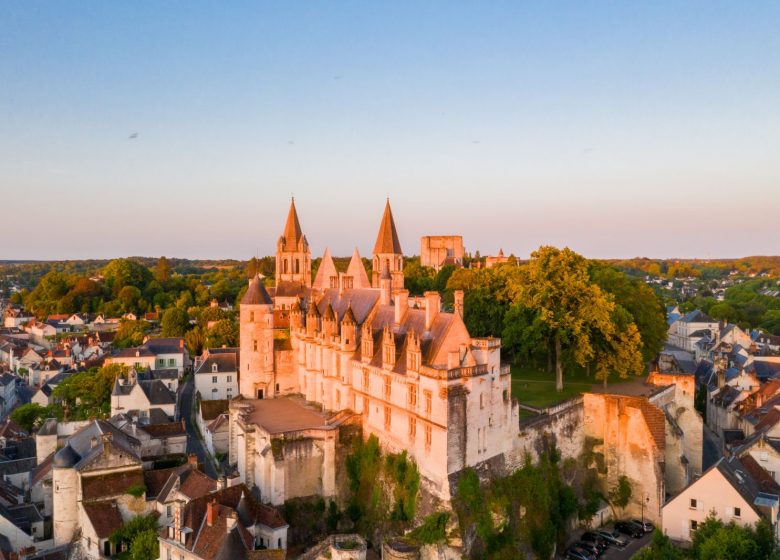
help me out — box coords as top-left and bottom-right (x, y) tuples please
(212, 363), (218, 373)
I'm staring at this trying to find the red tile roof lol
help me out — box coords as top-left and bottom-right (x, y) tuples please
(82, 501), (124, 538)
(81, 469), (144, 500)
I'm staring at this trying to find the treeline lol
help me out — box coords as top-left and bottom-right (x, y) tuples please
(681, 278), (780, 335)
(612, 256), (780, 279)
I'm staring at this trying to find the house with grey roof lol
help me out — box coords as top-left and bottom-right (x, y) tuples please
(110, 370), (177, 421)
(195, 349), (238, 401)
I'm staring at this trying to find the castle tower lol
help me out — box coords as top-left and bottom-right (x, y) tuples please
(372, 199), (404, 290)
(239, 276), (275, 399)
(276, 198), (311, 287)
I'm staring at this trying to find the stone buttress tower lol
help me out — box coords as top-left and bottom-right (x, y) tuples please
(275, 198), (311, 287)
(239, 276), (275, 399)
(372, 199), (404, 290)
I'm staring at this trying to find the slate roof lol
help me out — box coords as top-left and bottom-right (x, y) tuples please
(373, 199), (402, 254)
(82, 501), (124, 538)
(144, 466), (180, 499)
(196, 353), (237, 375)
(0, 457), (36, 476)
(0, 419), (26, 439)
(144, 338), (185, 355)
(32, 453), (54, 486)
(681, 309), (715, 323)
(241, 276), (273, 306)
(52, 419), (141, 470)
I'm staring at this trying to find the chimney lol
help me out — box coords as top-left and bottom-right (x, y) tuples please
(424, 292), (441, 330)
(173, 500), (183, 541)
(453, 290), (464, 319)
(217, 476), (226, 491)
(90, 436), (98, 449)
(101, 432), (112, 457)
(207, 499), (217, 527)
(179, 339), (184, 349)
(188, 453), (198, 469)
(226, 510), (237, 534)
(394, 290), (409, 326)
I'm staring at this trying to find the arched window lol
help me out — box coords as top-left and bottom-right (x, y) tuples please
(295, 259), (300, 274)
(283, 259), (288, 273)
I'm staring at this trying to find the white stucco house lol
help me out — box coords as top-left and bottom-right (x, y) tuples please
(194, 349), (238, 401)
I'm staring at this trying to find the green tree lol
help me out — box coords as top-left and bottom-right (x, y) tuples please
(118, 285), (142, 313)
(206, 319), (239, 348)
(634, 531), (683, 560)
(593, 306), (645, 388)
(103, 259), (153, 296)
(114, 320), (150, 348)
(129, 530), (159, 560)
(11, 403), (53, 431)
(512, 247), (615, 391)
(155, 256), (171, 283)
(161, 307), (190, 337)
(185, 326), (206, 356)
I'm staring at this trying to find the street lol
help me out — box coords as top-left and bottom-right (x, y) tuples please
(179, 376), (218, 479)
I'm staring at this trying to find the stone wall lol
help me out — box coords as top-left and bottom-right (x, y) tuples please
(507, 398), (585, 471)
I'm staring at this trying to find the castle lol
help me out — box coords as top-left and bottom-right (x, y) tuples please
(230, 199), (519, 503)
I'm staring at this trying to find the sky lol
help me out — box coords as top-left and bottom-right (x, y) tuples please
(2, 1), (779, 261)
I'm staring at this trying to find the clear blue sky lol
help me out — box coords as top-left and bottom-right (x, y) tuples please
(2, 1), (779, 261)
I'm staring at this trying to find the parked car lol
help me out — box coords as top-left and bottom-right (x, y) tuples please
(566, 545), (596, 560)
(576, 541), (602, 557)
(632, 519), (655, 533)
(596, 530), (629, 548)
(615, 520), (644, 539)
(581, 531), (608, 551)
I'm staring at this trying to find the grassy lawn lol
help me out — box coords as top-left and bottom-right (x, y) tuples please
(511, 363), (635, 410)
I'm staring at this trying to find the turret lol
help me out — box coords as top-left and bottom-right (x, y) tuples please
(380, 267), (392, 306)
(239, 276), (275, 399)
(307, 302), (321, 337)
(290, 298), (303, 330)
(406, 329), (422, 372)
(322, 301), (337, 338)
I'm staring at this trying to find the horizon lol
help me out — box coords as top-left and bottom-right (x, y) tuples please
(3, 2), (780, 260)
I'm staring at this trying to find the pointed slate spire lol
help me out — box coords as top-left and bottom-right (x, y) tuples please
(283, 197), (303, 246)
(373, 199), (402, 255)
(346, 247), (371, 289)
(312, 248), (338, 291)
(241, 275), (273, 305)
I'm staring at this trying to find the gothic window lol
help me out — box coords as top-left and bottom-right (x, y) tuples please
(384, 376), (391, 400)
(408, 386), (417, 408)
(384, 406), (391, 430)
(295, 259), (300, 274)
(424, 390), (432, 416)
(283, 259), (288, 274)
(425, 425), (432, 451)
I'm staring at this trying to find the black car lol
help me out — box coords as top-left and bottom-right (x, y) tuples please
(581, 531), (608, 551)
(596, 529), (629, 548)
(632, 519), (655, 533)
(567, 545), (597, 560)
(566, 550), (593, 560)
(615, 520), (644, 539)
(576, 541), (601, 558)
